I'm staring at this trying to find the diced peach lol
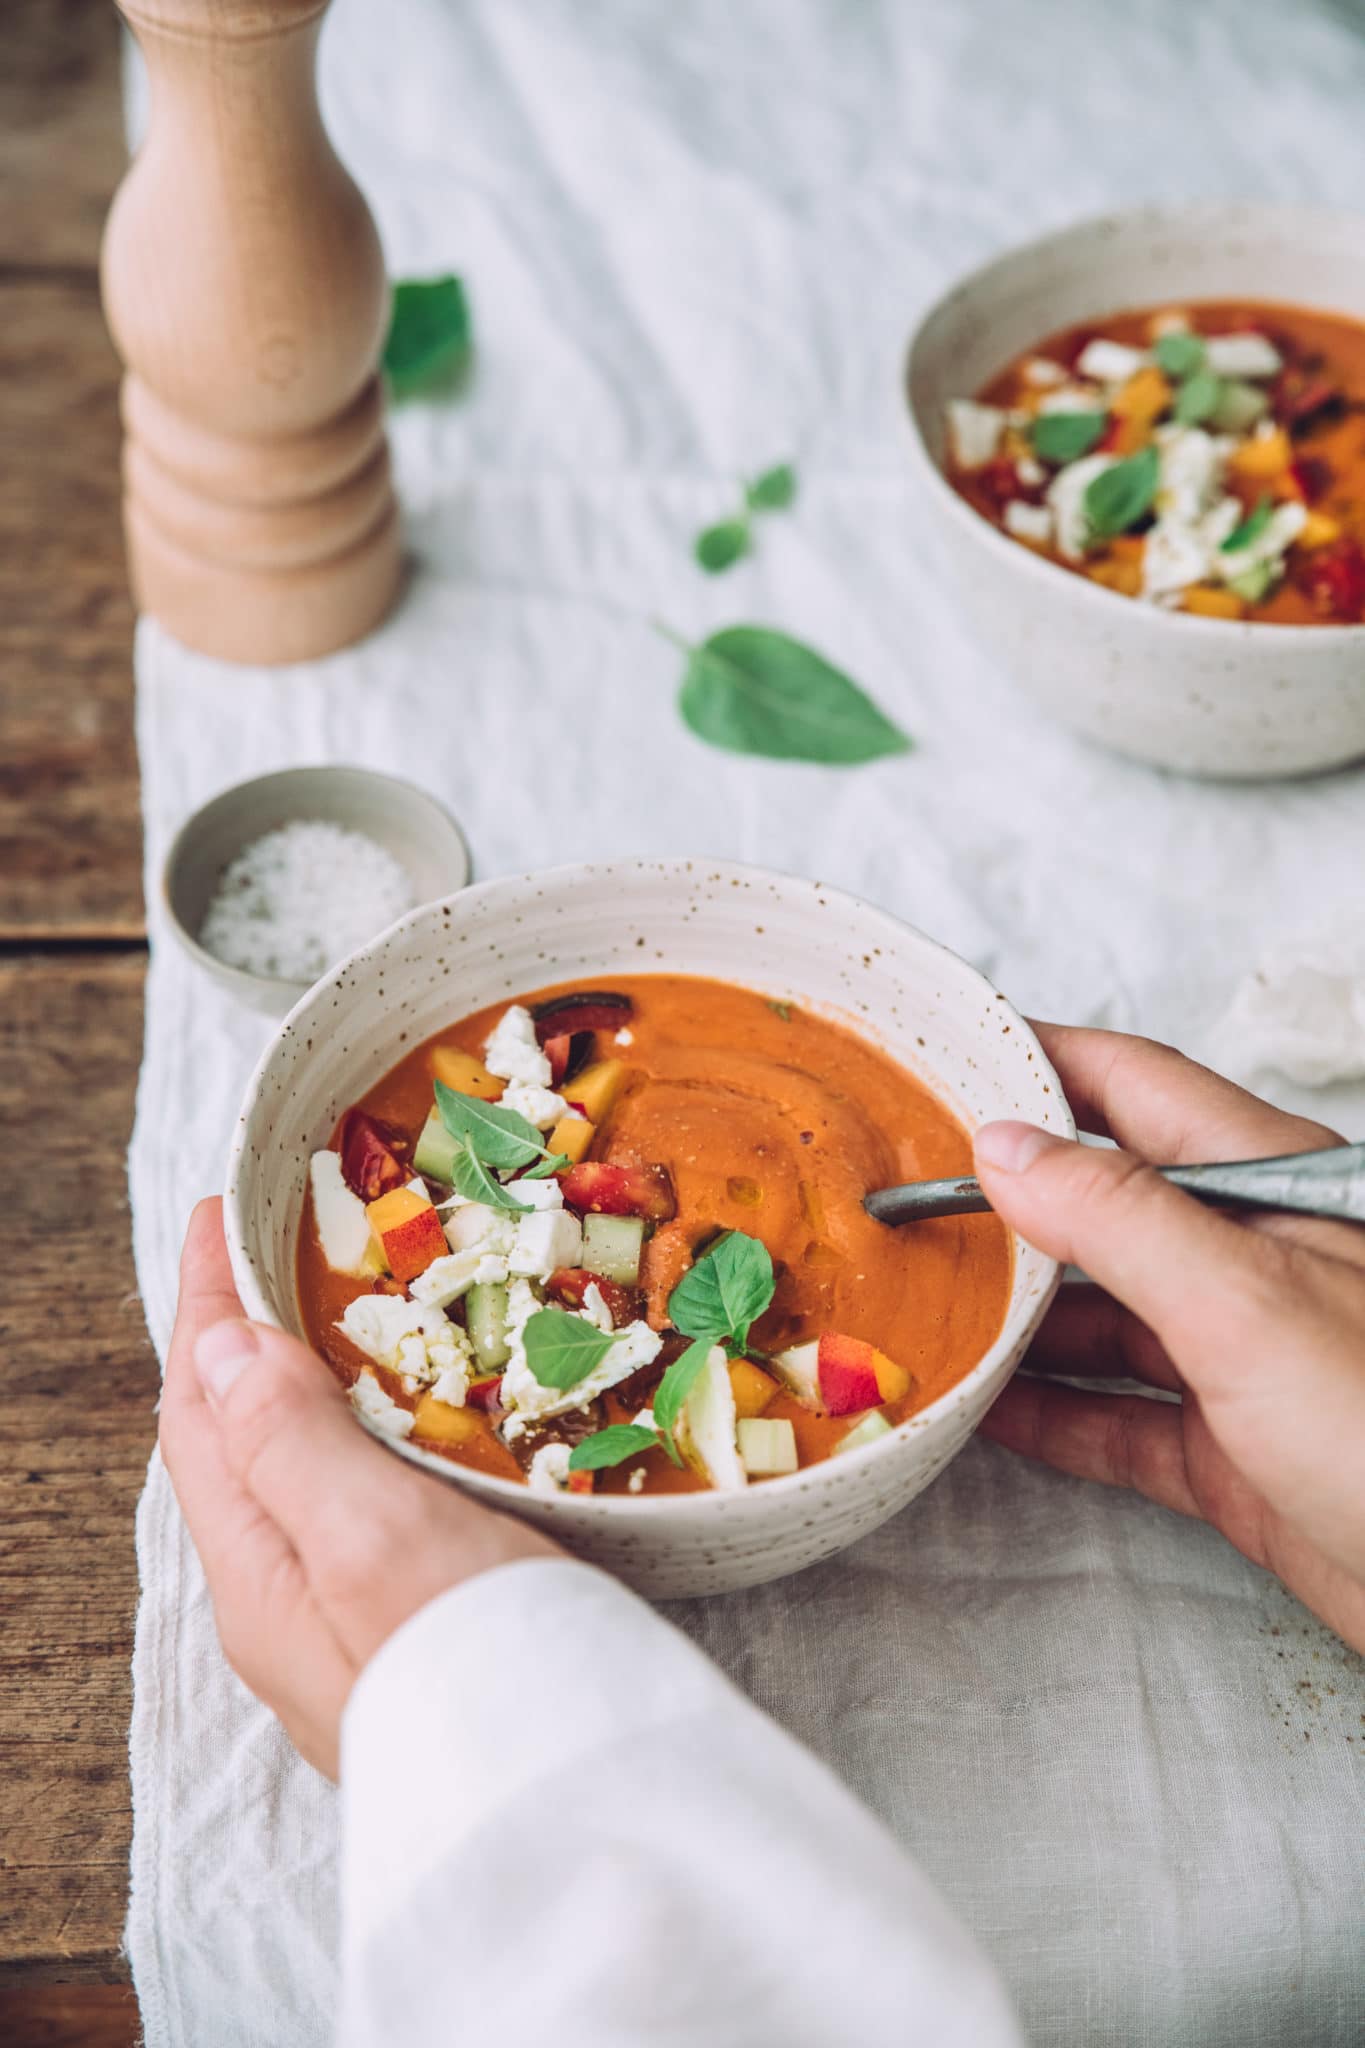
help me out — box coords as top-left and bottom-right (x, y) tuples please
(430, 1046), (503, 1100)
(1109, 366), (1171, 453)
(365, 1186), (448, 1282)
(566, 1470), (595, 1496)
(817, 1333), (882, 1416)
(1229, 427), (1291, 482)
(412, 1394), (485, 1445)
(1088, 553), (1143, 598)
(1298, 510), (1343, 552)
(549, 1114), (595, 1164)
(871, 1350), (912, 1403)
(1182, 586), (1246, 620)
(562, 1059), (626, 1124)
(729, 1357), (778, 1419)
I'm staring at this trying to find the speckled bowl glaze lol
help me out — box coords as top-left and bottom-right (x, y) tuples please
(224, 859), (1072, 1599)
(905, 202), (1365, 779)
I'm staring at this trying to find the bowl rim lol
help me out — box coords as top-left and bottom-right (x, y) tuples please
(161, 763), (474, 1000)
(224, 855), (1072, 1518)
(902, 198), (1365, 645)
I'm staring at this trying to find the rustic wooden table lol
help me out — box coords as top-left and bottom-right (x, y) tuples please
(2, 5), (154, 2042)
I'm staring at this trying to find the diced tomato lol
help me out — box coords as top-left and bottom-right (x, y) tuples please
(545, 1267), (642, 1327)
(1288, 455), (1332, 505)
(466, 1375), (503, 1412)
(566, 1469), (595, 1495)
(531, 992), (633, 1044)
(336, 1109), (409, 1202)
(1297, 537), (1365, 621)
(975, 456), (1021, 511)
(561, 1161), (677, 1222)
(1097, 415), (1125, 454)
(543, 1029), (594, 1089)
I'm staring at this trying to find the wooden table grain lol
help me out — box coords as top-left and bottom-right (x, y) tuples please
(3, 4), (156, 2042)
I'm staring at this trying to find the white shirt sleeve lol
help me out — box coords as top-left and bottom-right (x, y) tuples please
(336, 1557), (1022, 2048)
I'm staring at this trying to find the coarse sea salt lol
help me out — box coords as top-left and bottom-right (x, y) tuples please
(197, 820), (415, 982)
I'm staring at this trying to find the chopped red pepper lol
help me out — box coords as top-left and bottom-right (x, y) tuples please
(1297, 537), (1365, 621)
(336, 1109), (409, 1202)
(543, 1029), (594, 1089)
(466, 1375), (504, 1413)
(545, 1267), (642, 1328)
(560, 1161), (677, 1222)
(975, 456), (1022, 511)
(1288, 455), (1332, 505)
(566, 1470), (595, 1496)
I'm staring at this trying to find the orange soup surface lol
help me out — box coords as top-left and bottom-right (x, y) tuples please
(297, 976), (1012, 1497)
(944, 300), (1365, 624)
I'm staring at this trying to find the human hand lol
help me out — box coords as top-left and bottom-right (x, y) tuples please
(159, 1198), (560, 1777)
(974, 1025), (1365, 1654)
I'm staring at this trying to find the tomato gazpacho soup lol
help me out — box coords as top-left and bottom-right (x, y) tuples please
(944, 301), (1365, 622)
(297, 977), (1012, 1498)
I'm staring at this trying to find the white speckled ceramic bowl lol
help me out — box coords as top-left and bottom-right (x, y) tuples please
(224, 859), (1072, 1598)
(905, 202), (1365, 778)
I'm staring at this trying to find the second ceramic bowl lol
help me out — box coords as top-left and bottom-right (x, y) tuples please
(905, 202), (1365, 778)
(223, 859), (1072, 1599)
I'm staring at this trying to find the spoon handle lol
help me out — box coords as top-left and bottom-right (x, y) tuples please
(865, 1142), (1365, 1226)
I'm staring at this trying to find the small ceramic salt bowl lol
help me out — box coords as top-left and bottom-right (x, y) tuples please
(223, 858), (1072, 1599)
(162, 765), (472, 1016)
(904, 201), (1365, 778)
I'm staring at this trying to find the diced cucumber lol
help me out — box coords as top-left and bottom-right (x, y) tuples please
(1228, 560), (1276, 604)
(1210, 378), (1269, 434)
(581, 1213), (645, 1284)
(413, 1106), (460, 1184)
(466, 1280), (511, 1371)
(832, 1410), (893, 1456)
(737, 1416), (798, 1476)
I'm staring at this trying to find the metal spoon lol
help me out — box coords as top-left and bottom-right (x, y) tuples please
(865, 1141), (1365, 1227)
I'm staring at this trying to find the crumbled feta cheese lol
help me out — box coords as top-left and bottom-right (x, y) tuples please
(614, 1026), (635, 1047)
(632, 1408), (657, 1433)
(507, 1208), (584, 1281)
(1075, 338), (1147, 385)
(505, 1175), (564, 1212)
(349, 1368), (415, 1440)
(483, 1004), (552, 1088)
(1015, 455), (1047, 488)
(308, 1150), (381, 1277)
(411, 1246), (510, 1309)
(1215, 500), (1307, 584)
(1003, 499), (1054, 545)
(443, 1204), (517, 1255)
(1205, 332), (1282, 380)
(627, 1468), (646, 1494)
(501, 1080), (567, 1130)
(1141, 496), (1244, 601)
(1046, 453), (1114, 561)
(677, 1345), (747, 1492)
(1037, 383), (1106, 415)
(1154, 425), (1224, 524)
(429, 1364), (471, 1408)
(528, 1443), (573, 1495)
(500, 1312), (663, 1438)
(339, 1292), (469, 1386)
(1022, 356), (1067, 387)
(580, 1282), (613, 1333)
(945, 397), (1005, 470)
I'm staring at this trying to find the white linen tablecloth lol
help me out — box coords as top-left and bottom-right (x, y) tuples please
(125, 2), (1365, 2040)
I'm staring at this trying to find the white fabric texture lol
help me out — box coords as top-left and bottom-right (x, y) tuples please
(337, 1559), (1022, 2048)
(125, 1), (1365, 2043)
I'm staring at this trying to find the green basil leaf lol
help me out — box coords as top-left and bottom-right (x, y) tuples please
(1154, 331), (1206, 381)
(383, 276), (472, 399)
(745, 462), (798, 512)
(1220, 494), (1273, 555)
(695, 520), (751, 574)
(1173, 368), (1223, 426)
(567, 1424), (661, 1473)
(522, 1308), (618, 1390)
(434, 1082), (545, 1170)
(450, 1139), (533, 1212)
(668, 1231), (776, 1348)
(652, 1336), (715, 1445)
(521, 1153), (571, 1181)
(677, 625), (910, 766)
(1083, 446), (1160, 540)
(1030, 411), (1106, 465)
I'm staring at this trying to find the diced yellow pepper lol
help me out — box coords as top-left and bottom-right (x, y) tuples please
(548, 1114), (595, 1165)
(412, 1393), (486, 1445)
(729, 1357), (778, 1419)
(562, 1059), (626, 1124)
(1087, 552), (1143, 598)
(1182, 586), (1246, 620)
(1229, 427), (1291, 483)
(431, 1046), (503, 1100)
(1109, 365), (1171, 454)
(1297, 510), (1342, 552)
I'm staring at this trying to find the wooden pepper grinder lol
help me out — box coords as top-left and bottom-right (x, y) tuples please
(101, 0), (403, 665)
